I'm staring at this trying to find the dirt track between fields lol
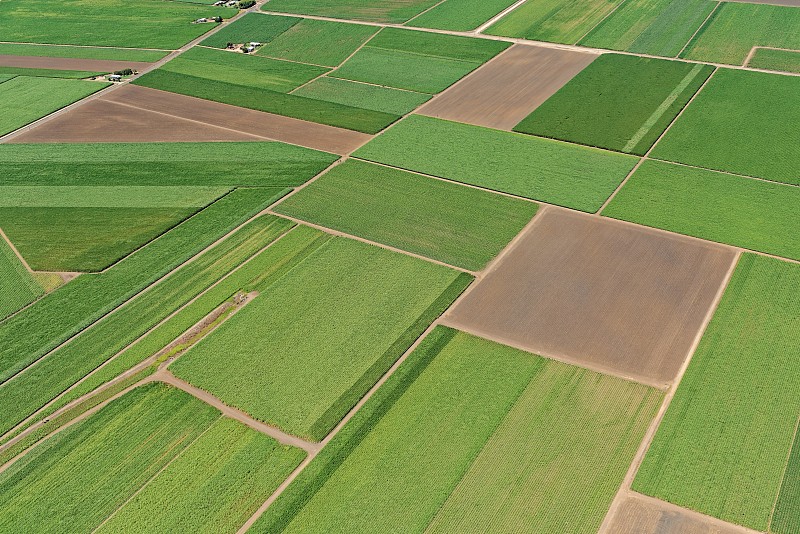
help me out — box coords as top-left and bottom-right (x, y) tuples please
(0, 55), (151, 73)
(418, 44), (598, 130)
(444, 207), (737, 387)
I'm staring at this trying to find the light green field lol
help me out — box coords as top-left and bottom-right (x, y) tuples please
(263, 327), (661, 533)
(201, 12), (301, 48)
(354, 115), (638, 212)
(681, 2), (800, 65)
(486, 0), (623, 44)
(257, 18), (377, 67)
(0, 236), (43, 320)
(0, 186), (228, 208)
(264, 0), (440, 23)
(292, 77), (430, 115)
(634, 254), (800, 531)
(602, 160), (800, 261)
(406, 0), (520, 31)
(0, 76), (108, 136)
(772, 433), (800, 534)
(0, 43), (168, 62)
(579, 0), (715, 57)
(0, 67), (103, 78)
(651, 68), (800, 185)
(171, 237), (470, 440)
(275, 160), (537, 270)
(747, 47), (800, 74)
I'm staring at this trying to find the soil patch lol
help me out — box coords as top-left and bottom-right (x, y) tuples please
(417, 44), (598, 130)
(0, 55), (151, 74)
(444, 208), (736, 386)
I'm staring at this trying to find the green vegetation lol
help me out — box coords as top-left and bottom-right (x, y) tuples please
(0, 141), (337, 187)
(514, 54), (713, 155)
(354, 115), (638, 212)
(97, 417), (305, 533)
(259, 327), (661, 533)
(275, 160), (537, 270)
(0, 383), (220, 532)
(651, 68), (800, 185)
(172, 237), (470, 440)
(486, 0), (623, 44)
(0, 185), (229, 208)
(602, 160), (800, 261)
(292, 78), (430, 115)
(0, 67), (103, 78)
(0, 76), (108, 136)
(332, 28), (509, 94)
(579, 0), (715, 56)
(407, 0), (520, 31)
(681, 3), (800, 65)
(748, 47), (800, 74)
(0, 237), (43, 321)
(201, 12), (300, 49)
(264, 0), (439, 23)
(0, 75), (15, 84)
(772, 434), (800, 534)
(634, 255), (800, 531)
(257, 18), (377, 67)
(0, 0), (236, 49)
(0, 43), (168, 62)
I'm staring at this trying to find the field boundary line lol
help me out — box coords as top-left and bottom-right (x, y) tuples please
(0, 228), (35, 273)
(767, 410), (800, 529)
(474, 0), (527, 34)
(574, 0), (629, 45)
(677, 1), (720, 58)
(597, 249), (742, 533)
(402, 0), (451, 26)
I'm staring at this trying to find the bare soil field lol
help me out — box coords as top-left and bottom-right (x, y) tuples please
(9, 99), (260, 143)
(444, 208), (737, 386)
(604, 492), (756, 534)
(417, 44), (598, 130)
(0, 55), (150, 74)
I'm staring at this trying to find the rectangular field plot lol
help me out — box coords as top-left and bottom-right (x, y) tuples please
(485, 0), (624, 44)
(406, 0), (520, 31)
(293, 78), (430, 116)
(256, 327), (662, 533)
(274, 160), (537, 270)
(602, 160), (800, 261)
(0, 236), (43, 321)
(681, 3), (800, 66)
(0, 76), (108, 136)
(579, 0), (716, 56)
(0, 43), (167, 62)
(171, 237), (471, 440)
(264, 0), (440, 23)
(0, 383), (304, 533)
(634, 254), (800, 531)
(747, 47), (800, 74)
(772, 433), (800, 534)
(514, 54), (713, 155)
(257, 18), (377, 67)
(0, 55), (150, 75)
(650, 68), (800, 185)
(418, 44), (598, 131)
(331, 28), (510, 94)
(353, 115), (638, 212)
(201, 12), (301, 49)
(446, 208), (736, 386)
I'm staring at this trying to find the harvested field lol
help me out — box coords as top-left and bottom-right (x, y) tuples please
(0, 55), (150, 73)
(15, 85), (371, 154)
(418, 44), (598, 130)
(605, 492), (753, 534)
(445, 208), (736, 386)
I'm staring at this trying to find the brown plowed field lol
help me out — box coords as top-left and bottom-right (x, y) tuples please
(0, 55), (151, 73)
(606, 493), (753, 534)
(417, 44), (598, 130)
(9, 99), (260, 143)
(444, 208), (736, 386)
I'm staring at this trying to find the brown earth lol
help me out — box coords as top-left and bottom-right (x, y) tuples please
(0, 55), (151, 73)
(444, 208), (737, 387)
(417, 44), (598, 130)
(605, 492), (757, 534)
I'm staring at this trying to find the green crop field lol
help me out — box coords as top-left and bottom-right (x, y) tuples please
(354, 115), (638, 212)
(0, 77), (108, 136)
(97, 417), (305, 533)
(264, 0), (440, 23)
(200, 12), (301, 49)
(258, 327), (661, 533)
(257, 18), (377, 67)
(748, 48), (800, 74)
(681, 3), (800, 66)
(292, 78), (430, 115)
(634, 254), (800, 531)
(772, 435), (800, 534)
(171, 237), (470, 440)
(486, 0), (624, 44)
(0, 43), (168, 62)
(651, 68), (800, 185)
(602, 160), (800, 261)
(0, 67), (103, 79)
(0, 0), (236, 49)
(579, 0), (715, 56)
(0, 237), (43, 321)
(275, 159), (537, 270)
(406, 0), (520, 31)
(514, 54), (713, 155)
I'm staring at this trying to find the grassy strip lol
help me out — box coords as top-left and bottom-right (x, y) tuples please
(0, 236), (42, 321)
(0, 67), (103, 78)
(748, 47), (800, 74)
(0, 43), (167, 62)
(772, 427), (800, 534)
(201, 12), (301, 48)
(0, 185), (229, 208)
(252, 326), (459, 533)
(406, 0), (520, 31)
(134, 69), (397, 133)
